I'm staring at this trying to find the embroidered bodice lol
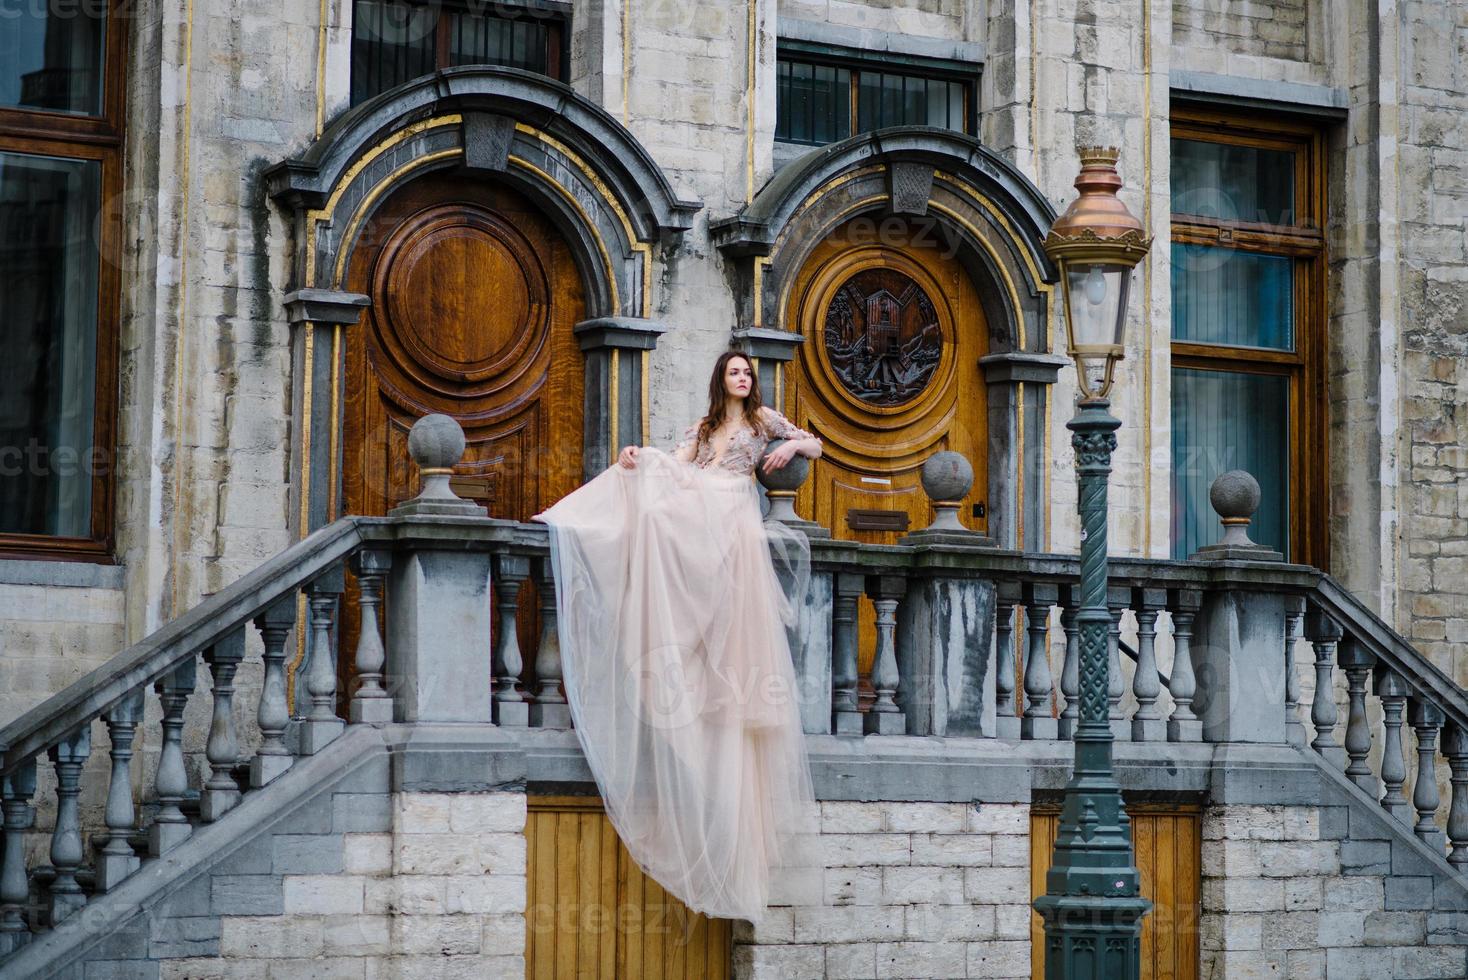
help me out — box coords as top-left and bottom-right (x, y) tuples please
(675, 407), (818, 476)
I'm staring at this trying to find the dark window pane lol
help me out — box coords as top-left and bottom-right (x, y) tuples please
(902, 74), (923, 124)
(351, 0), (437, 105)
(776, 60), (848, 146)
(0, 2), (106, 114)
(1172, 244), (1294, 350)
(1171, 138), (1296, 226)
(0, 153), (101, 537)
(1171, 369), (1290, 560)
(449, 10), (549, 73)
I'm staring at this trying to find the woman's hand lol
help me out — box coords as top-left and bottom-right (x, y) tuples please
(617, 445), (641, 469)
(760, 440), (802, 472)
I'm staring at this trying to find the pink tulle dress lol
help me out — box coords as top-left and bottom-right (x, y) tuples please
(532, 407), (819, 921)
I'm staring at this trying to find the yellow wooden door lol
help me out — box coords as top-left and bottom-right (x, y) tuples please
(784, 215), (989, 686)
(1030, 805), (1201, 980)
(526, 796), (731, 980)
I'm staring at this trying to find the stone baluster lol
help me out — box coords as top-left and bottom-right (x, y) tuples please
(1375, 669), (1412, 823)
(1283, 595), (1306, 746)
(46, 726), (91, 925)
(1131, 588), (1167, 742)
(528, 554), (572, 728)
(1021, 582), (1058, 740)
(150, 659), (196, 856)
(1444, 724), (1468, 868)
(350, 548), (394, 724)
(0, 759), (37, 953)
(994, 581), (1021, 740)
(201, 626), (246, 822)
(1166, 588), (1202, 742)
(1304, 608), (1345, 769)
(1107, 585), (1130, 740)
(831, 572), (865, 736)
(1057, 584), (1081, 741)
(96, 691), (144, 893)
(864, 575), (907, 735)
(1338, 637), (1378, 796)
(302, 568), (346, 754)
(251, 596), (297, 788)
(492, 554), (531, 727)
(1409, 698), (1446, 852)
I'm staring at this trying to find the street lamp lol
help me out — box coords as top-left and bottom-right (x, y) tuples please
(1032, 147), (1152, 979)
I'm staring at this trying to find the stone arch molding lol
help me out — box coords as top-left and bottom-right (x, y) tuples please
(265, 67), (702, 534)
(267, 65), (701, 318)
(711, 128), (1066, 550)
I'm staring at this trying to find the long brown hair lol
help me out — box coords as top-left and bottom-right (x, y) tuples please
(695, 351), (766, 447)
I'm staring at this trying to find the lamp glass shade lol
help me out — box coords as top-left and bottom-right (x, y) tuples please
(1062, 262), (1132, 399)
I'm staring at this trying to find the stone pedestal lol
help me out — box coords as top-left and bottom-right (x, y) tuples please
(1191, 589), (1288, 744)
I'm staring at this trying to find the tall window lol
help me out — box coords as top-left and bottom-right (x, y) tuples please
(351, 0), (568, 105)
(1169, 108), (1326, 565)
(775, 43), (976, 147)
(0, 2), (125, 559)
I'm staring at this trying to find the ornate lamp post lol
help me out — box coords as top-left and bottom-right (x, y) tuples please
(1032, 147), (1152, 978)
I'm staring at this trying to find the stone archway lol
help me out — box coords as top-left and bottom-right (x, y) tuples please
(712, 128), (1062, 550)
(268, 66), (703, 535)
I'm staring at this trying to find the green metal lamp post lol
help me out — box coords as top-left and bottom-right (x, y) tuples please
(1032, 147), (1153, 978)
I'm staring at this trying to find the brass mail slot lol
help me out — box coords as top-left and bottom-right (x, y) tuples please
(448, 475), (495, 501)
(846, 508), (911, 532)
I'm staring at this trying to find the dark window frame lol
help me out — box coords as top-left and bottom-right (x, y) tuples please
(350, 0), (569, 106)
(0, 2), (126, 562)
(1169, 105), (1328, 568)
(775, 38), (979, 147)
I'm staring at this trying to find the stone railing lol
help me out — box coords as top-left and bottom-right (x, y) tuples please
(2, 417), (1468, 958)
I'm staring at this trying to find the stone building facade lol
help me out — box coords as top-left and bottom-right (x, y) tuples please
(1, 0), (1466, 978)
(2, 0), (1461, 717)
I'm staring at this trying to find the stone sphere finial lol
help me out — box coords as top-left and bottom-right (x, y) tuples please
(408, 414), (466, 474)
(1199, 469), (1270, 554)
(392, 414), (485, 516)
(755, 439), (809, 494)
(921, 451), (974, 504)
(1210, 470), (1261, 524)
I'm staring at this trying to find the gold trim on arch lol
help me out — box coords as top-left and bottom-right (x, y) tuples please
(330, 149), (465, 286)
(514, 123), (653, 315)
(304, 114), (465, 288)
(507, 155), (620, 313)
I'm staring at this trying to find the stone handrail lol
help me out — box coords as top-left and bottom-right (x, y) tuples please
(0, 518), (372, 776)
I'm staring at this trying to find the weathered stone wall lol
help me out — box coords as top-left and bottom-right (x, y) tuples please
(733, 801), (1032, 979)
(1393, 0), (1468, 679)
(778, 0), (985, 43)
(1200, 804), (1468, 977)
(1172, 0), (1313, 63)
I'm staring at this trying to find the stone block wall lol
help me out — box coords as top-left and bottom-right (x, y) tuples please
(1394, 0), (1468, 679)
(733, 801), (1032, 980)
(1172, 0), (1313, 63)
(1200, 804), (1468, 977)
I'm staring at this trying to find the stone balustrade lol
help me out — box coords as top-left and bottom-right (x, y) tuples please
(3, 419), (1468, 962)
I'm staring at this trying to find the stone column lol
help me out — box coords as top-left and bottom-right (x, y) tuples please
(575, 317), (668, 480)
(387, 416), (497, 725)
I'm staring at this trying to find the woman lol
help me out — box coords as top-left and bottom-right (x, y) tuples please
(533, 351), (822, 922)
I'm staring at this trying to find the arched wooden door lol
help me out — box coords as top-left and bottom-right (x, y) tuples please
(342, 173), (586, 522)
(785, 215), (989, 542)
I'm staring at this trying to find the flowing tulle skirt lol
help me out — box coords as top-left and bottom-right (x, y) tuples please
(533, 449), (817, 921)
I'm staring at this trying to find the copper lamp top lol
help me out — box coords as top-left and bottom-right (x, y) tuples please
(1044, 146), (1151, 265)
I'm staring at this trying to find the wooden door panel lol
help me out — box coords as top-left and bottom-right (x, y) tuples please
(339, 173), (584, 705)
(786, 215), (989, 676)
(344, 172), (585, 523)
(787, 219), (988, 545)
(528, 797), (731, 980)
(1031, 806), (1201, 980)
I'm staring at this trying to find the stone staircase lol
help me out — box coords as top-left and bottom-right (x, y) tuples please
(2, 426), (1468, 978)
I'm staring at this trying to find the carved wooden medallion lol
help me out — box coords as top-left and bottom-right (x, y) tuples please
(822, 268), (943, 406)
